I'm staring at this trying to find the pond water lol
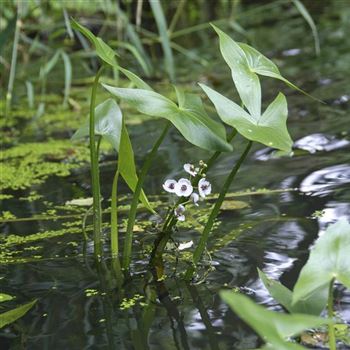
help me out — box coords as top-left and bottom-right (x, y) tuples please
(1, 2), (350, 349)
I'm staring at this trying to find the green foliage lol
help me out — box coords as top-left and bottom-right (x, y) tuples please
(200, 85), (292, 151)
(212, 24), (318, 104)
(102, 84), (232, 152)
(149, 0), (175, 81)
(0, 299), (37, 329)
(72, 98), (152, 212)
(71, 19), (118, 67)
(220, 291), (330, 350)
(293, 218), (350, 306)
(258, 269), (327, 316)
(0, 293), (14, 303)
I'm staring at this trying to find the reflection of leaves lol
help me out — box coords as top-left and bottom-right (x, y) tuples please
(0, 299), (37, 329)
(293, 218), (350, 306)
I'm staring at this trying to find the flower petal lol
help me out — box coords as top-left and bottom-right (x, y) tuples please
(163, 179), (177, 193)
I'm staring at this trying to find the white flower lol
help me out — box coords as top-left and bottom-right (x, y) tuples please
(162, 179), (177, 193)
(174, 204), (186, 221)
(198, 178), (211, 198)
(191, 192), (199, 206)
(184, 163), (198, 177)
(174, 178), (193, 197)
(178, 241), (193, 250)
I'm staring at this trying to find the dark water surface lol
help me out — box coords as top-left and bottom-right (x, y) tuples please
(1, 2), (350, 349)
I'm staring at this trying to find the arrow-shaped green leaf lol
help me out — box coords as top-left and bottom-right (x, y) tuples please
(101, 84), (233, 153)
(200, 83), (292, 152)
(293, 218), (350, 306)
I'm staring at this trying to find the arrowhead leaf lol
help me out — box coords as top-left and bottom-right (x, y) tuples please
(0, 299), (37, 329)
(220, 291), (330, 350)
(200, 83), (292, 151)
(293, 218), (350, 306)
(101, 84), (233, 152)
(71, 19), (118, 67)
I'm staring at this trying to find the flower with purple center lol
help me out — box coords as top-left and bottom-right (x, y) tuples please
(198, 178), (211, 198)
(174, 204), (186, 221)
(162, 179), (177, 193)
(184, 163), (198, 177)
(174, 178), (193, 197)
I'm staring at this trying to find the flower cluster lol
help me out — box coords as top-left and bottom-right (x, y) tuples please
(162, 162), (212, 221)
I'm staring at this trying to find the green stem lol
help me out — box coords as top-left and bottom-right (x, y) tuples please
(90, 66), (104, 258)
(122, 121), (171, 270)
(111, 169), (119, 258)
(184, 141), (252, 280)
(5, 15), (21, 118)
(328, 278), (336, 350)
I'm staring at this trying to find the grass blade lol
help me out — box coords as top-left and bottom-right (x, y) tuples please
(60, 51), (72, 107)
(149, 0), (175, 81)
(292, 0), (320, 56)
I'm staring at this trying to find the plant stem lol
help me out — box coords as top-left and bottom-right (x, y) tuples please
(151, 129), (238, 266)
(184, 141), (252, 280)
(90, 66), (104, 258)
(111, 169), (119, 258)
(122, 121), (171, 270)
(328, 278), (336, 350)
(5, 15), (21, 118)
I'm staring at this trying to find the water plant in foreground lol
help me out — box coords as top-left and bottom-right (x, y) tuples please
(221, 218), (350, 349)
(71, 20), (316, 279)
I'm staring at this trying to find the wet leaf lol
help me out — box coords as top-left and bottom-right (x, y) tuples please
(293, 218), (350, 306)
(71, 19), (118, 67)
(200, 84), (292, 151)
(102, 84), (233, 152)
(0, 299), (37, 329)
(220, 200), (249, 211)
(220, 291), (330, 350)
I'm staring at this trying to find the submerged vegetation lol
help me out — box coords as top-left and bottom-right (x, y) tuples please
(1, 0), (350, 349)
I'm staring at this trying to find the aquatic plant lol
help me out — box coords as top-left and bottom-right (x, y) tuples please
(221, 218), (350, 349)
(70, 19), (318, 280)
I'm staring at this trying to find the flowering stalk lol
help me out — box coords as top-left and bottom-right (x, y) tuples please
(184, 141), (252, 280)
(123, 121), (171, 270)
(150, 129), (238, 268)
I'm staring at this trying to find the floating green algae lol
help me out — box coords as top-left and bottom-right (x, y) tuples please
(0, 140), (90, 191)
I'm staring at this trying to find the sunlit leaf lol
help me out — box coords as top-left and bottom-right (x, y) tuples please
(65, 197), (93, 207)
(212, 24), (261, 118)
(258, 269), (327, 316)
(101, 84), (232, 152)
(200, 84), (292, 151)
(221, 291), (330, 350)
(0, 299), (37, 329)
(72, 99), (152, 212)
(0, 293), (14, 303)
(212, 24), (320, 103)
(293, 218), (350, 306)
(71, 19), (118, 67)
